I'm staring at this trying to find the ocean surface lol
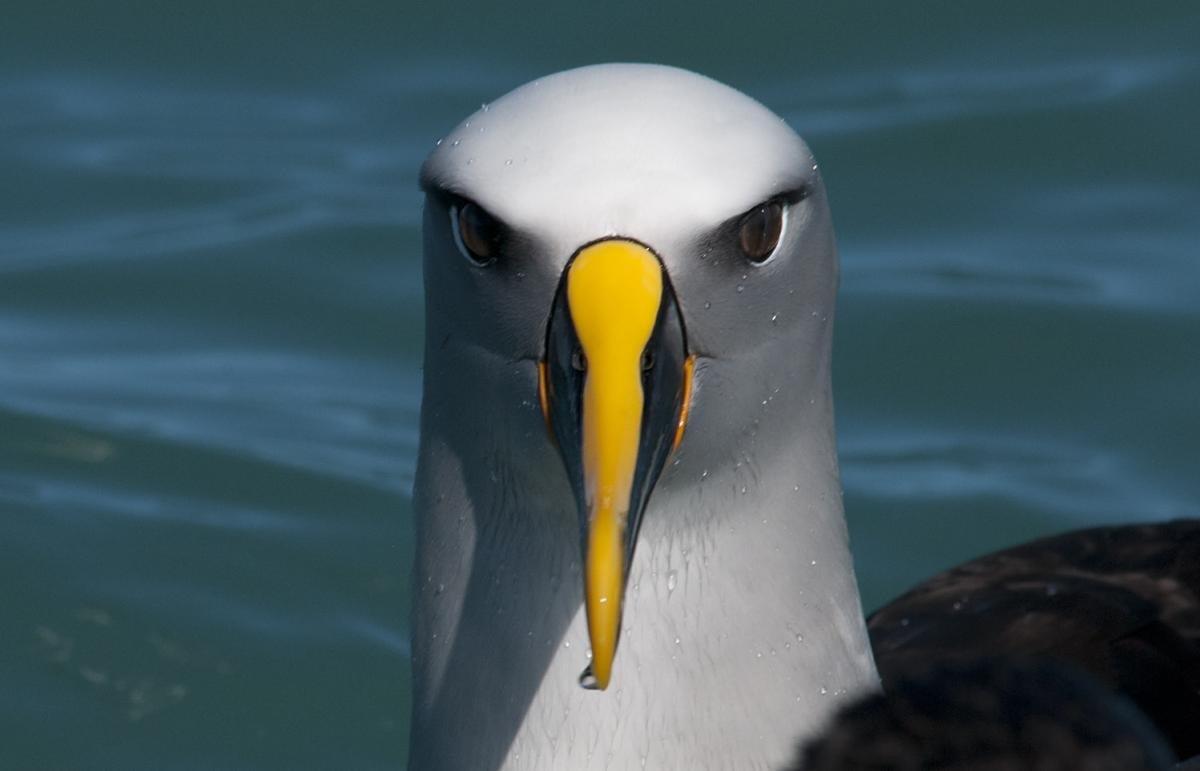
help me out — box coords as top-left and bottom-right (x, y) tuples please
(2, 3), (1198, 768)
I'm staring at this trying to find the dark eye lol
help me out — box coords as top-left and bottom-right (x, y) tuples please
(452, 200), (502, 265)
(738, 200), (785, 263)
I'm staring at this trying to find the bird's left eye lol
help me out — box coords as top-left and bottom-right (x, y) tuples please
(738, 200), (785, 264)
(451, 200), (503, 265)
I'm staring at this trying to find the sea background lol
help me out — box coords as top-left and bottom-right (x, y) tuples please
(1, 2), (1197, 768)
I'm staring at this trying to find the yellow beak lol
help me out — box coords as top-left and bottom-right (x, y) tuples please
(566, 239), (664, 690)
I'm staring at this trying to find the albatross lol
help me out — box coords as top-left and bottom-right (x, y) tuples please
(408, 63), (1200, 770)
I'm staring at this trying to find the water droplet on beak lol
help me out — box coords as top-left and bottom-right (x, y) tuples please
(578, 664), (601, 690)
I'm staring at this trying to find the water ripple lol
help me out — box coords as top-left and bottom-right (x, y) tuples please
(841, 429), (1190, 524)
(772, 53), (1198, 137)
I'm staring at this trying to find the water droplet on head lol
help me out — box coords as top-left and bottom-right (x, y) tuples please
(451, 139), (461, 147)
(435, 138), (443, 146)
(481, 102), (490, 111)
(735, 285), (744, 293)
(820, 686), (828, 695)
(703, 301), (711, 310)
(667, 570), (677, 592)
(504, 158), (513, 166)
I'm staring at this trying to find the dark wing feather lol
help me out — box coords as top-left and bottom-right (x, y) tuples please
(869, 519), (1200, 760)
(792, 656), (1178, 771)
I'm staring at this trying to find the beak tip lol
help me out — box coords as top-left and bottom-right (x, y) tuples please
(583, 610), (618, 690)
(579, 660), (612, 691)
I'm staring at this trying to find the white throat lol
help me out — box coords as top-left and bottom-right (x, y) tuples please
(410, 351), (878, 770)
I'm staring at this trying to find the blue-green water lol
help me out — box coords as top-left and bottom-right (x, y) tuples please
(2, 4), (1198, 768)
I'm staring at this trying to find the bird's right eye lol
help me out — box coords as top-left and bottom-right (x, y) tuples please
(451, 200), (503, 265)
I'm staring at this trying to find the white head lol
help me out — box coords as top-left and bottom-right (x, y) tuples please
(412, 64), (874, 770)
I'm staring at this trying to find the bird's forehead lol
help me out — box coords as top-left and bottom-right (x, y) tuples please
(422, 64), (814, 252)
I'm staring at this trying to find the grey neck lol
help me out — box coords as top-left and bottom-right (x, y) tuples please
(409, 338), (878, 770)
